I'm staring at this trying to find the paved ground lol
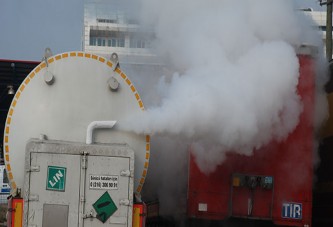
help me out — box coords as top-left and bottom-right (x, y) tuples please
(0, 204), (7, 224)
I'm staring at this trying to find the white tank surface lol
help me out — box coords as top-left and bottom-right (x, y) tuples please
(3, 51), (150, 194)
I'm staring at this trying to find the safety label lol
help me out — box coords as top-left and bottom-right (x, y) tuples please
(89, 175), (118, 190)
(93, 191), (117, 223)
(46, 166), (66, 191)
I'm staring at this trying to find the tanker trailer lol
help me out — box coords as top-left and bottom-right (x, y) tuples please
(187, 44), (317, 227)
(3, 51), (150, 227)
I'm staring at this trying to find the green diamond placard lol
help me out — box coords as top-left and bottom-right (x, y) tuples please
(46, 166), (66, 191)
(93, 191), (118, 223)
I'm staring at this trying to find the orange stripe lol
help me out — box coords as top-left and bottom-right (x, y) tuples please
(9, 109), (14, 116)
(107, 61), (113, 67)
(13, 200), (22, 226)
(47, 58), (54, 64)
(92, 55), (98, 60)
(120, 73), (126, 79)
(125, 78), (131, 86)
(115, 68), (121, 73)
(135, 93), (140, 101)
(12, 100), (17, 107)
(15, 91), (21, 99)
(70, 52), (76, 57)
(137, 185), (142, 192)
(144, 162), (149, 168)
(62, 53), (69, 58)
(5, 127), (9, 134)
(6, 164), (11, 171)
(130, 85), (136, 92)
(5, 145), (9, 153)
(146, 144), (150, 151)
(142, 170), (147, 177)
(5, 155), (9, 162)
(19, 84), (25, 92)
(85, 53), (91, 58)
(145, 152), (150, 159)
(140, 178), (145, 184)
(29, 72), (35, 79)
(78, 52), (84, 57)
(11, 182), (16, 189)
(40, 62), (46, 69)
(139, 101), (143, 108)
(4, 136), (8, 143)
(146, 135), (150, 143)
(8, 172), (13, 180)
(6, 117), (11, 124)
(55, 55), (61, 60)
(99, 57), (105, 63)
(24, 77), (31, 85)
(35, 66), (41, 73)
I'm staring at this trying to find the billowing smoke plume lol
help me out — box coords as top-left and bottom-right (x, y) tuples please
(121, 0), (326, 174)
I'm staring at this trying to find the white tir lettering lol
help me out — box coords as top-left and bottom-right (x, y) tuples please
(283, 203), (289, 217)
(294, 204), (301, 218)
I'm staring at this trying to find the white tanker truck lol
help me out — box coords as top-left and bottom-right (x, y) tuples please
(3, 51), (150, 227)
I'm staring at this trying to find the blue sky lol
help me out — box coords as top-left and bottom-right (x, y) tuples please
(0, 0), (325, 61)
(294, 0), (324, 10)
(0, 0), (83, 61)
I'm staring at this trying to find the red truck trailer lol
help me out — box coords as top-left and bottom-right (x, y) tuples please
(187, 45), (316, 227)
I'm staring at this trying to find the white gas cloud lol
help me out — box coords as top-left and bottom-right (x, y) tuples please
(121, 0), (326, 174)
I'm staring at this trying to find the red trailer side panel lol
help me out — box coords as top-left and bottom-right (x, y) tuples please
(187, 53), (315, 227)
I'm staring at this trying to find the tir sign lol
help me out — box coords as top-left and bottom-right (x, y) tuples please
(46, 166), (66, 191)
(282, 202), (302, 219)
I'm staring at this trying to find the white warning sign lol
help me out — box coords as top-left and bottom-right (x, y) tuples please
(89, 175), (118, 190)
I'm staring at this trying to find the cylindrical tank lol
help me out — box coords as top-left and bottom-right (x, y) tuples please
(3, 52), (150, 194)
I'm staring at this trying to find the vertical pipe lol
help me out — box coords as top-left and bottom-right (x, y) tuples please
(86, 121), (116, 144)
(327, 0), (332, 60)
(79, 152), (88, 227)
